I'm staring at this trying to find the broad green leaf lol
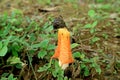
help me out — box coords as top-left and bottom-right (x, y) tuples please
(4, 35), (12, 46)
(47, 44), (56, 50)
(90, 28), (95, 34)
(0, 45), (8, 56)
(11, 42), (21, 56)
(10, 19), (17, 24)
(83, 58), (91, 62)
(32, 39), (49, 49)
(102, 4), (111, 10)
(39, 39), (49, 48)
(29, 33), (36, 42)
(0, 41), (2, 49)
(88, 10), (95, 18)
(84, 67), (90, 76)
(92, 21), (98, 28)
(43, 22), (49, 29)
(12, 50), (18, 57)
(91, 63), (101, 74)
(45, 25), (53, 32)
(64, 76), (68, 80)
(91, 62), (96, 67)
(73, 52), (81, 58)
(8, 74), (17, 80)
(80, 53), (85, 59)
(1, 73), (9, 77)
(2, 24), (11, 37)
(38, 50), (47, 59)
(102, 33), (108, 39)
(58, 77), (63, 80)
(14, 28), (23, 32)
(39, 34), (47, 39)
(11, 9), (22, 18)
(96, 66), (101, 74)
(15, 63), (22, 69)
(71, 43), (79, 49)
(91, 37), (100, 44)
(52, 71), (57, 77)
(32, 43), (41, 49)
(8, 74), (14, 80)
(84, 24), (92, 28)
(81, 63), (86, 68)
(3, 12), (8, 22)
(38, 63), (50, 72)
(38, 67), (47, 72)
(7, 56), (22, 64)
(12, 42), (21, 51)
(1, 77), (7, 80)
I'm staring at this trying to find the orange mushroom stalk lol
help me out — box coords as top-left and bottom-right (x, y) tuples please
(51, 28), (74, 70)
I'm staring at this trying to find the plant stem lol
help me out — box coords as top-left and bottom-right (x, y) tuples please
(27, 52), (37, 80)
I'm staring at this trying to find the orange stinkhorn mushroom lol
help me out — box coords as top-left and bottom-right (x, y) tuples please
(51, 28), (74, 70)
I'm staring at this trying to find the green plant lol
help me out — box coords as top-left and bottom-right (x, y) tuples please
(0, 41), (8, 57)
(84, 10), (98, 34)
(83, 9), (101, 44)
(38, 60), (66, 80)
(0, 73), (17, 80)
(90, 37), (100, 44)
(84, 21), (98, 34)
(88, 10), (96, 19)
(0, 9), (56, 80)
(102, 33), (108, 39)
(0, 0), (119, 80)
(73, 52), (101, 77)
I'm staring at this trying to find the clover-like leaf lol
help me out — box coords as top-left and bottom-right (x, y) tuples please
(38, 50), (47, 59)
(0, 45), (8, 57)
